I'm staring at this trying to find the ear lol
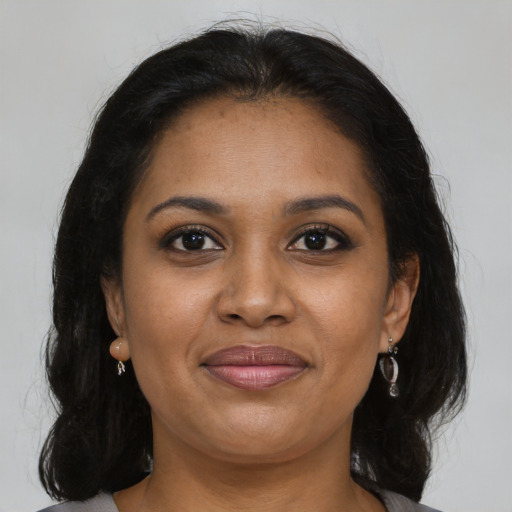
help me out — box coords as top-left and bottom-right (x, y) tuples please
(100, 274), (127, 338)
(379, 254), (420, 353)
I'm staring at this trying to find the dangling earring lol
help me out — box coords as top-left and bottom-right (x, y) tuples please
(117, 360), (126, 376)
(110, 338), (129, 377)
(379, 337), (400, 398)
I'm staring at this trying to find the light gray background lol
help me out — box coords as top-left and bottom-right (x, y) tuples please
(1, 1), (511, 511)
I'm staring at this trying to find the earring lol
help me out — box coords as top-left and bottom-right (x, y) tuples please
(110, 338), (129, 377)
(117, 360), (126, 376)
(379, 337), (400, 398)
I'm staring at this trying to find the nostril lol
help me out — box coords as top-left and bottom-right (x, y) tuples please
(217, 291), (296, 327)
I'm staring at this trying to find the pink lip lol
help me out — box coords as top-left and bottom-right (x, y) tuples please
(202, 345), (307, 391)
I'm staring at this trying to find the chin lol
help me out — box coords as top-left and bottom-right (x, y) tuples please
(193, 409), (350, 466)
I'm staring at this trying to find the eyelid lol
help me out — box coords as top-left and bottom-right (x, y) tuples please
(288, 224), (353, 251)
(159, 223), (352, 253)
(160, 225), (224, 250)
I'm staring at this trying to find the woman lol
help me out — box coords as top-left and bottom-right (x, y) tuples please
(38, 24), (466, 512)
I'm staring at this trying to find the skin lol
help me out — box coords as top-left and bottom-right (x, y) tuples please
(103, 96), (419, 512)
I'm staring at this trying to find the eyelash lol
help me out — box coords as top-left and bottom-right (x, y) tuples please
(160, 225), (222, 252)
(160, 224), (353, 253)
(289, 224), (354, 253)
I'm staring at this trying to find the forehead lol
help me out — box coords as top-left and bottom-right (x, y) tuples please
(131, 96), (381, 220)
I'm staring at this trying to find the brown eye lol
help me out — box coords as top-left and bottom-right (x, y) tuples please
(181, 232), (206, 250)
(304, 231), (327, 250)
(289, 226), (353, 252)
(163, 228), (223, 252)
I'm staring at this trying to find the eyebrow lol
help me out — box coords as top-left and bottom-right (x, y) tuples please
(283, 194), (366, 224)
(146, 193), (366, 224)
(146, 196), (229, 221)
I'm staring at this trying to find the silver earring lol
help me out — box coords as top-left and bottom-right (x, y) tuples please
(110, 338), (129, 376)
(379, 337), (399, 398)
(117, 360), (126, 376)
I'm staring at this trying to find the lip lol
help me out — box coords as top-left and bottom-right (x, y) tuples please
(202, 345), (308, 391)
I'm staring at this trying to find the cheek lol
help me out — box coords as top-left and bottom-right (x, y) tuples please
(301, 265), (388, 383)
(119, 268), (220, 425)
(121, 260), (218, 369)
(304, 266), (387, 340)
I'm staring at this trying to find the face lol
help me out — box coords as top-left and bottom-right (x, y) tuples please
(104, 97), (417, 465)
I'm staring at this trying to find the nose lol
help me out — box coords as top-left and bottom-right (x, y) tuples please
(216, 245), (296, 328)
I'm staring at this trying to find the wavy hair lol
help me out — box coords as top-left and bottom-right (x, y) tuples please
(40, 25), (467, 502)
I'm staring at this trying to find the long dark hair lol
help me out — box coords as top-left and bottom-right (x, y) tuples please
(39, 24), (467, 503)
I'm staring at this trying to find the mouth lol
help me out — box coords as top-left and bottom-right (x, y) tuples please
(201, 345), (308, 391)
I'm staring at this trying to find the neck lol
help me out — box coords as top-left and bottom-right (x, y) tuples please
(114, 419), (384, 512)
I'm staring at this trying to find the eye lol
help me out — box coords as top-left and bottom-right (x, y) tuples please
(162, 227), (223, 252)
(288, 225), (353, 252)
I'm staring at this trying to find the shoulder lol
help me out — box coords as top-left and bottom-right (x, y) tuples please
(36, 489), (443, 512)
(377, 489), (443, 512)
(36, 493), (118, 512)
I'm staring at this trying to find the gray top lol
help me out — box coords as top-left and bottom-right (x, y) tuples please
(37, 490), (442, 512)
